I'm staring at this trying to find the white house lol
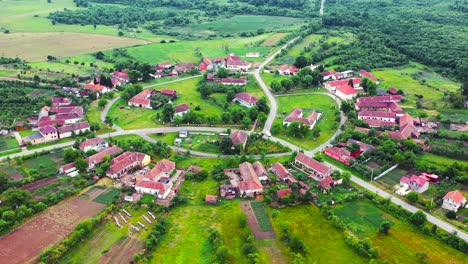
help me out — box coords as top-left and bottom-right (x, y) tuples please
(135, 180), (172, 199)
(233, 92), (258, 108)
(79, 137), (108, 152)
(400, 175), (429, 194)
(442, 190), (466, 212)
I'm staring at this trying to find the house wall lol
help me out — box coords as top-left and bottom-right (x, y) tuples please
(336, 90), (355, 101)
(235, 98), (255, 108)
(43, 132), (59, 142)
(442, 199), (461, 212)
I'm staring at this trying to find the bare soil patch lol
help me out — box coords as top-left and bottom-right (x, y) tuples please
(8, 173), (24, 181)
(262, 33), (286, 46)
(99, 236), (144, 264)
(240, 201), (275, 239)
(20, 176), (59, 192)
(0, 196), (106, 264)
(0, 32), (148, 61)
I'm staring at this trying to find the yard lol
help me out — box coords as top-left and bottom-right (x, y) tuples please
(250, 201), (274, 232)
(151, 132), (221, 154)
(85, 100), (114, 134)
(271, 204), (367, 264)
(272, 93), (339, 150)
(333, 200), (467, 264)
(0, 135), (19, 152)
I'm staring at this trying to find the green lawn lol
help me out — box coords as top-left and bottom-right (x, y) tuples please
(0, 136), (19, 152)
(373, 62), (460, 108)
(250, 202), (274, 232)
(334, 200), (467, 264)
(171, 15), (305, 37)
(260, 73), (290, 88)
(22, 155), (59, 175)
(416, 153), (468, 171)
(85, 100), (114, 134)
(125, 35), (271, 64)
(271, 204), (367, 264)
(0, 69), (16, 77)
(272, 93), (339, 150)
(93, 187), (120, 205)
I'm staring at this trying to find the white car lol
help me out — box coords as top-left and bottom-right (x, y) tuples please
(265, 131), (271, 137)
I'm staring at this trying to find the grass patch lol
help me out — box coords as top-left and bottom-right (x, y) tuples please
(85, 100), (114, 134)
(271, 204), (366, 263)
(416, 153), (468, 171)
(140, 194), (155, 205)
(0, 136), (19, 151)
(93, 187), (120, 205)
(250, 201), (274, 232)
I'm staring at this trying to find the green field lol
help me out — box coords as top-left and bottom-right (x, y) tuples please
(151, 132), (221, 154)
(416, 153), (468, 171)
(93, 187), (120, 205)
(0, 136), (19, 152)
(271, 205), (366, 264)
(373, 62), (460, 108)
(272, 93), (339, 150)
(334, 200), (467, 264)
(85, 100), (114, 134)
(261, 73), (291, 88)
(125, 35), (271, 64)
(250, 201), (274, 232)
(170, 15), (305, 36)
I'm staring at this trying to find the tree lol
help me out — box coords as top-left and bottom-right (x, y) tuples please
(98, 98), (108, 109)
(3, 188), (31, 207)
(410, 211), (426, 226)
(445, 210), (457, 219)
(241, 117), (251, 129)
(128, 70), (142, 83)
(271, 80), (282, 92)
(226, 90), (235, 103)
(162, 104), (175, 122)
(281, 79), (294, 91)
(407, 192), (419, 203)
(288, 122), (308, 138)
(294, 55), (308, 68)
(220, 136), (234, 154)
(74, 158), (88, 172)
(249, 107), (258, 120)
(379, 221), (391, 234)
(0, 173), (8, 193)
(221, 112), (231, 123)
(216, 67), (230, 78)
(256, 97), (269, 114)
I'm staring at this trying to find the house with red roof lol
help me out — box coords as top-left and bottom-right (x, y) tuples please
(277, 64), (289, 75)
(320, 176), (334, 190)
(40, 125), (59, 142)
(107, 152), (151, 178)
(400, 175), (429, 193)
(135, 180), (172, 199)
(295, 152), (332, 179)
(58, 162), (79, 177)
(110, 70), (129, 85)
(128, 89), (155, 109)
(160, 89), (177, 101)
(237, 162), (264, 197)
(322, 70), (341, 81)
(156, 62), (172, 72)
(230, 130), (248, 149)
(358, 111), (396, 127)
(326, 79), (361, 100)
(359, 70), (379, 84)
(226, 55), (251, 71)
(357, 95), (402, 103)
(233, 92), (258, 108)
(84, 83), (111, 94)
(52, 97), (72, 107)
(283, 108), (321, 129)
(174, 104), (190, 118)
(277, 188), (292, 199)
(143, 159), (176, 182)
(86, 146), (122, 169)
(270, 162), (291, 181)
(79, 137), (108, 152)
(57, 121), (90, 138)
(442, 190), (466, 212)
(324, 147), (352, 165)
(387, 87), (398, 95)
(277, 64), (299, 75)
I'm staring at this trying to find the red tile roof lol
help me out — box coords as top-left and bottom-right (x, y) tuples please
(337, 84), (357, 96)
(108, 152), (149, 176)
(322, 70), (337, 77)
(235, 92), (258, 104)
(230, 130), (248, 145)
(295, 152), (331, 176)
(111, 71), (129, 81)
(277, 188), (292, 199)
(86, 146), (122, 166)
(320, 176), (334, 189)
(278, 64), (289, 71)
(359, 69), (378, 82)
(271, 162), (290, 179)
(357, 95), (402, 103)
(136, 180), (167, 193)
(84, 84), (108, 92)
(363, 119), (396, 127)
(57, 121), (90, 134)
(40, 125), (57, 134)
(174, 104), (190, 114)
(284, 108), (319, 126)
(160, 89), (176, 96)
(288, 65), (299, 73)
(388, 87), (398, 95)
(443, 190), (466, 204)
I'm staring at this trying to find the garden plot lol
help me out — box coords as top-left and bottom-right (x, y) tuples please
(240, 201), (275, 239)
(0, 195), (105, 264)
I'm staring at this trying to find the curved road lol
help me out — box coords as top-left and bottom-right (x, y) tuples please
(3, 45), (468, 241)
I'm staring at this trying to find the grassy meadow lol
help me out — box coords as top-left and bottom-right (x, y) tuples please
(272, 93), (339, 150)
(333, 200), (467, 264)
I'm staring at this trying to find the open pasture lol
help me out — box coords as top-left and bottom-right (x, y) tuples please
(334, 200), (467, 264)
(0, 192), (106, 264)
(0, 32), (147, 61)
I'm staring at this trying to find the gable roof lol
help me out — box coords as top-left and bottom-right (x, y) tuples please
(443, 190), (466, 204)
(295, 152), (331, 175)
(57, 121), (90, 134)
(359, 69), (378, 82)
(174, 104), (190, 114)
(270, 162), (290, 179)
(160, 89), (176, 96)
(278, 64), (289, 71)
(136, 180), (167, 193)
(357, 95), (402, 103)
(79, 137), (106, 150)
(320, 176), (334, 189)
(40, 125), (57, 134)
(277, 188), (292, 199)
(84, 84), (109, 92)
(86, 146), (122, 166)
(230, 130), (248, 145)
(235, 92), (258, 104)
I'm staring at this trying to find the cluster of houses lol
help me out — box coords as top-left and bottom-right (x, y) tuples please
(323, 138), (376, 166)
(127, 89), (189, 118)
(277, 64), (299, 75)
(84, 70), (129, 95)
(355, 95), (425, 140)
(59, 137), (183, 200)
(219, 152), (341, 201)
(206, 74), (248, 86)
(199, 54), (252, 72)
(23, 97), (90, 145)
(322, 69), (379, 101)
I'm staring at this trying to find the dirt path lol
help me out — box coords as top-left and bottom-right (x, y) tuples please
(99, 236), (144, 264)
(240, 201), (275, 239)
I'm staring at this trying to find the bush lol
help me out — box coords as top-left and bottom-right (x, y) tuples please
(445, 210), (457, 219)
(410, 211), (426, 227)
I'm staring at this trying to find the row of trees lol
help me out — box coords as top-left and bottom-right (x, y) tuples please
(271, 66), (323, 92)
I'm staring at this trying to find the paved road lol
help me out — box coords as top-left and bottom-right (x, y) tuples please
(320, 0), (326, 17)
(327, 161), (468, 241)
(253, 38), (299, 133)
